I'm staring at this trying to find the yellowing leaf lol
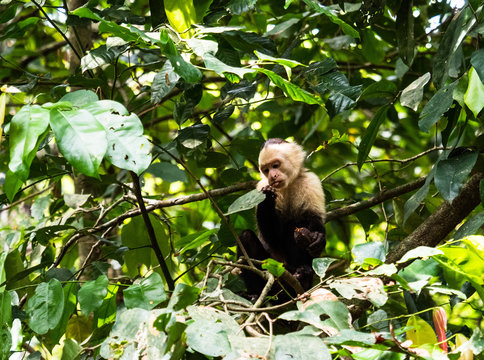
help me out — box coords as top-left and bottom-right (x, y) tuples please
(406, 315), (437, 347)
(465, 67), (484, 117)
(164, 0), (196, 38)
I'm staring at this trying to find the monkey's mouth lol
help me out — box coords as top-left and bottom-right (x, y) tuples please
(271, 181), (283, 188)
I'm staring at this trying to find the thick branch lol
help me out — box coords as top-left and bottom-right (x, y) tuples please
(325, 177), (426, 222)
(386, 172), (484, 264)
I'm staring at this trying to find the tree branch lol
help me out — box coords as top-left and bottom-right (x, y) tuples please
(325, 177), (426, 222)
(386, 172), (484, 264)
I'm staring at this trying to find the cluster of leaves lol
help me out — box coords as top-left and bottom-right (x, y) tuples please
(1, 0), (484, 359)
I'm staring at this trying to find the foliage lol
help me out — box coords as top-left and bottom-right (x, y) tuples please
(1, 0), (484, 359)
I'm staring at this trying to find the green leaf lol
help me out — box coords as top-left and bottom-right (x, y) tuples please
(258, 68), (321, 104)
(261, 258), (285, 277)
(0, 291), (12, 326)
(324, 329), (377, 346)
(464, 67), (484, 117)
(164, 39), (202, 83)
(308, 300), (351, 330)
(357, 105), (388, 170)
(225, 189), (265, 215)
(4, 170), (23, 203)
(255, 51), (305, 68)
(164, 0), (197, 36)
(81, 45), (119, 72)
(312, 257), (337, 278)
(49, 282), (78, 344)
(147, 162), (187, 183)
(185, 319), (231, 357)
(406, 316), (437, 346)
(60, 90), (98, 107)
(455, 213), (484, 240)
(8, 105), (50, 181)
(176, 124), (210, 149)
(49, 108), (107, 178)
(151, 61), (179, 104)
(168, 283), (201, 311)
(359, 80), (397, 102)
(301, 0), (359, 38)
(418, 80), (457, 133)
(124, 273), (167, 310)
(271, 333), (331, 360)
(26, 279), (64, 335)
(470, 48), (484, 83)
(0, 4), (17, 24)
(227, 0), (257, 14)
(121, 215), (171, 278)
(403, 166), (436, 225)
(435, 151), (478, 201)
(78, 275), (109, 315)
(352, 242), (386, 264)
(194, 0), (213, 21)
(400, 72), (431, 111)
(187, 38), (255, 78)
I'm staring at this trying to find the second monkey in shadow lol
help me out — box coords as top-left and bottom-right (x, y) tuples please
(238, 138), (326, 299)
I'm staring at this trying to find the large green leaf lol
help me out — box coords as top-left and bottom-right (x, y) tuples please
(49, 108), (107, 178)
(164, 39), (202, 83)
(418, 81), (457, 133)
(357, 105), (389, 170)
(123, 272), (167, 310)
(464, 67), (484, 117)
(471, 48), (484, 83)
(151, 61), (179, 104)
(8, 105), (50, 182)
(78, 275), (109, 315)
(164, 0), (197, 37)
(26, 279), (64, 335)
(60, 90), (98, 107)
(271, 333), (331, 360)
(0, 291), (12, 326)
(225, 189), (265, 215)
(186, 319), (232, 357)
(435, 151), (478, 201)
(258, 68), (321, 104)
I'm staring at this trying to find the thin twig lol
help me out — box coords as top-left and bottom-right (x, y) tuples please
(130, 171), (174, 290)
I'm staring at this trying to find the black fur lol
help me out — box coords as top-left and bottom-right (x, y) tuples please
(238, 186), (326, 298)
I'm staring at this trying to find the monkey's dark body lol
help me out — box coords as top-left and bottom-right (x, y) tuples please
(238, 187), (326, 297)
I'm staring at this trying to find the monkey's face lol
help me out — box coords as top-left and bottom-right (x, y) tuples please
(260, 158), (296, 189)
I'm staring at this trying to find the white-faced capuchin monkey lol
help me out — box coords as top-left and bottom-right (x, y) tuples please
(238, 138), (326, 298)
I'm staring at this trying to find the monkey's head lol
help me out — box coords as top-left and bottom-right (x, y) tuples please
(258, 138), (306, 190)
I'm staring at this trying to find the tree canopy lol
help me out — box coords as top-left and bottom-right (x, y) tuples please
(1, 0), (484, 359)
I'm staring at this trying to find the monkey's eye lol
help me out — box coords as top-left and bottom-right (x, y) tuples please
(272, 163), (279, 169)
(263, 168), (269, 174)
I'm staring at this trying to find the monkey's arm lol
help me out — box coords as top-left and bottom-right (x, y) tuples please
(293, 214), (326, 257)
(256, 186), (282, 246)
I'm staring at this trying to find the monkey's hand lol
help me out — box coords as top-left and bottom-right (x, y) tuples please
(260, 185), (277, 200)
(294, 227), (325, 257)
